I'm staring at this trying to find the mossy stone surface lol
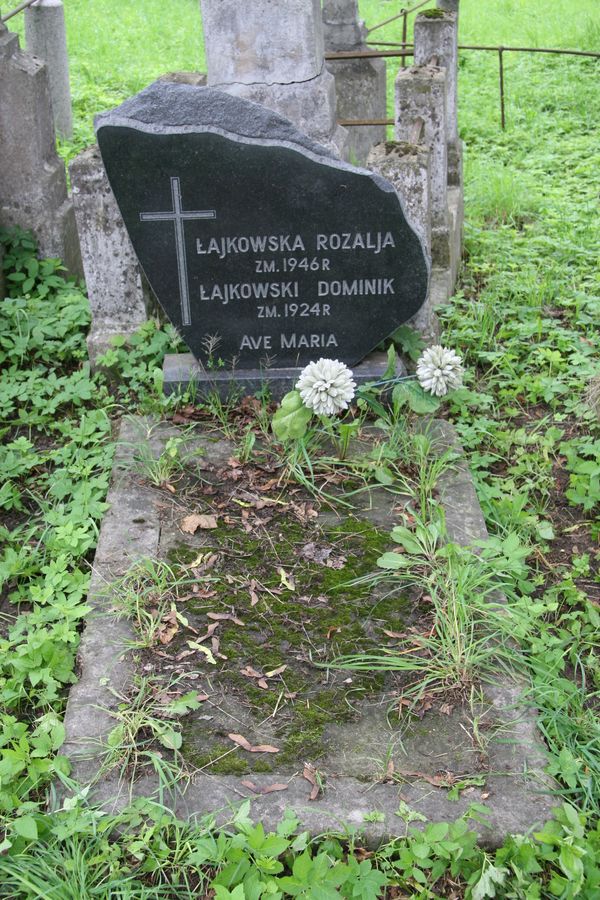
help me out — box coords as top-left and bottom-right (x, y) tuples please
(140, 425), (421, 774)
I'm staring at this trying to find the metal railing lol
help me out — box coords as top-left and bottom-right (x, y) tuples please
(326, 42), (600, 130)
(366, 0), (431, 67)
(1, 0), (38, 24)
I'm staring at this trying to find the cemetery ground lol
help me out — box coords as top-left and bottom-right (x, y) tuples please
(1, 2), (599, 897)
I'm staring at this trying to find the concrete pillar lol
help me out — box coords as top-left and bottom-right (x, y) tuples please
(368, 140), (437, 342)
(323, 0), (387, 165)
(437, 0), (459, 14)
(395, 65), (447, 230)
(200, 0), (348, 157)
(414, 9), (461, 186)
(323, 0), (365, 49)
(367, 141), (431, 257)
(25, 0), (73, 139)
(70, 147), (153, 365)
(0, 22), (81, 275)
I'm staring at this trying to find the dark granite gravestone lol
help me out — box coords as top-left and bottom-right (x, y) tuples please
(96, 82), (428, 380)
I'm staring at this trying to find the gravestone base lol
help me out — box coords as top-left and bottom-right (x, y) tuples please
(163, 350), (405, 400)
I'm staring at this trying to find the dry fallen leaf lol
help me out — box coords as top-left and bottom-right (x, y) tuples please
(258, 478), (279, 493)
(187, 641), (217, 665)
(383, 629), (405, 639)
(265, 664), (287, 678)
(241, 780), (288, 795)
(228, 733), (279, 753)
(277, 567), (295, 590)
(157, 609), (178, 644)
(249, 578), (260, 606)
(301, 542), (332, 565)
(326, 625), (341, 640)
(207, 612), (245, 626)
(397, 769), (455, 788)
(240, 666), (262, 679)
(195, 622), (219, 643)
(185, 551), (215, 570)
(180, 513), (218, 533)
(303, 763), (321, 801)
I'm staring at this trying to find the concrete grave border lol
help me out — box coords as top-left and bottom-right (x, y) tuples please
(61, 417), (554, 847)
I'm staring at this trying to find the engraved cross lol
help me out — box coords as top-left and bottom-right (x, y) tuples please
(140, 176), (216, 326)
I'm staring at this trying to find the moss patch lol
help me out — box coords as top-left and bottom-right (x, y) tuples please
(134, 426), (424, 774)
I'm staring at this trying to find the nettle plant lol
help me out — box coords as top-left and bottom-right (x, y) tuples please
(271, 345), (465, 457)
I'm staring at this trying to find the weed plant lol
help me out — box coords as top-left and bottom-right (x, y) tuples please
(328, 512), (522, 701)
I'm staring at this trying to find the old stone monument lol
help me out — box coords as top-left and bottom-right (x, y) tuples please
(0, 15), (81, 274)
(200, 0), (347, 157)
(96, 82), (429, 394)
(323, 0), (387, 165)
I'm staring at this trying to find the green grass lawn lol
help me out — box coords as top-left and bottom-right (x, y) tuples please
(1, 1), (600, 896)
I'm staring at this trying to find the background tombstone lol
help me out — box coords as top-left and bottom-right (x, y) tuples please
(437, 0), (460, 14)
(25, 0), (73, 139)
(0, 18), (81, 275)
(395, 65), (448, 241)
(414, 9), (461, 186)
(368, 139), (439, 343)
(199, 0), (348, 157)
(323, 0), (387, 165)
(69, 73), (205, 363)
(70, 147), (155, 365)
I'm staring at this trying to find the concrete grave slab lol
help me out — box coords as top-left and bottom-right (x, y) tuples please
(61, 416), (554, 846)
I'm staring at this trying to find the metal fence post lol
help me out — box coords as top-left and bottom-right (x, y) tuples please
(498, 46), (505, 129)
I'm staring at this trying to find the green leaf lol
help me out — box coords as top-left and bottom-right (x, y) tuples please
(384, 343), (397, 378)
(390, 525), (423, 554)
(155, 725), (182, 751)
(392, 381), (442, 414)
(471, 864), (508, 899)
(272, 390), (312, 442)
(425, 822), (449, 842)
(373, 466), (395, 485)
(558, 845), (584, 883)
(377, 552), (410, 569)
(13, 816), (38, 841)
(535, 520), (555, 540)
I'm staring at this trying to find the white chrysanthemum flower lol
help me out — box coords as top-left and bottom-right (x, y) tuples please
(296, 358), (356, 416)
(416, 345), (464, 397)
